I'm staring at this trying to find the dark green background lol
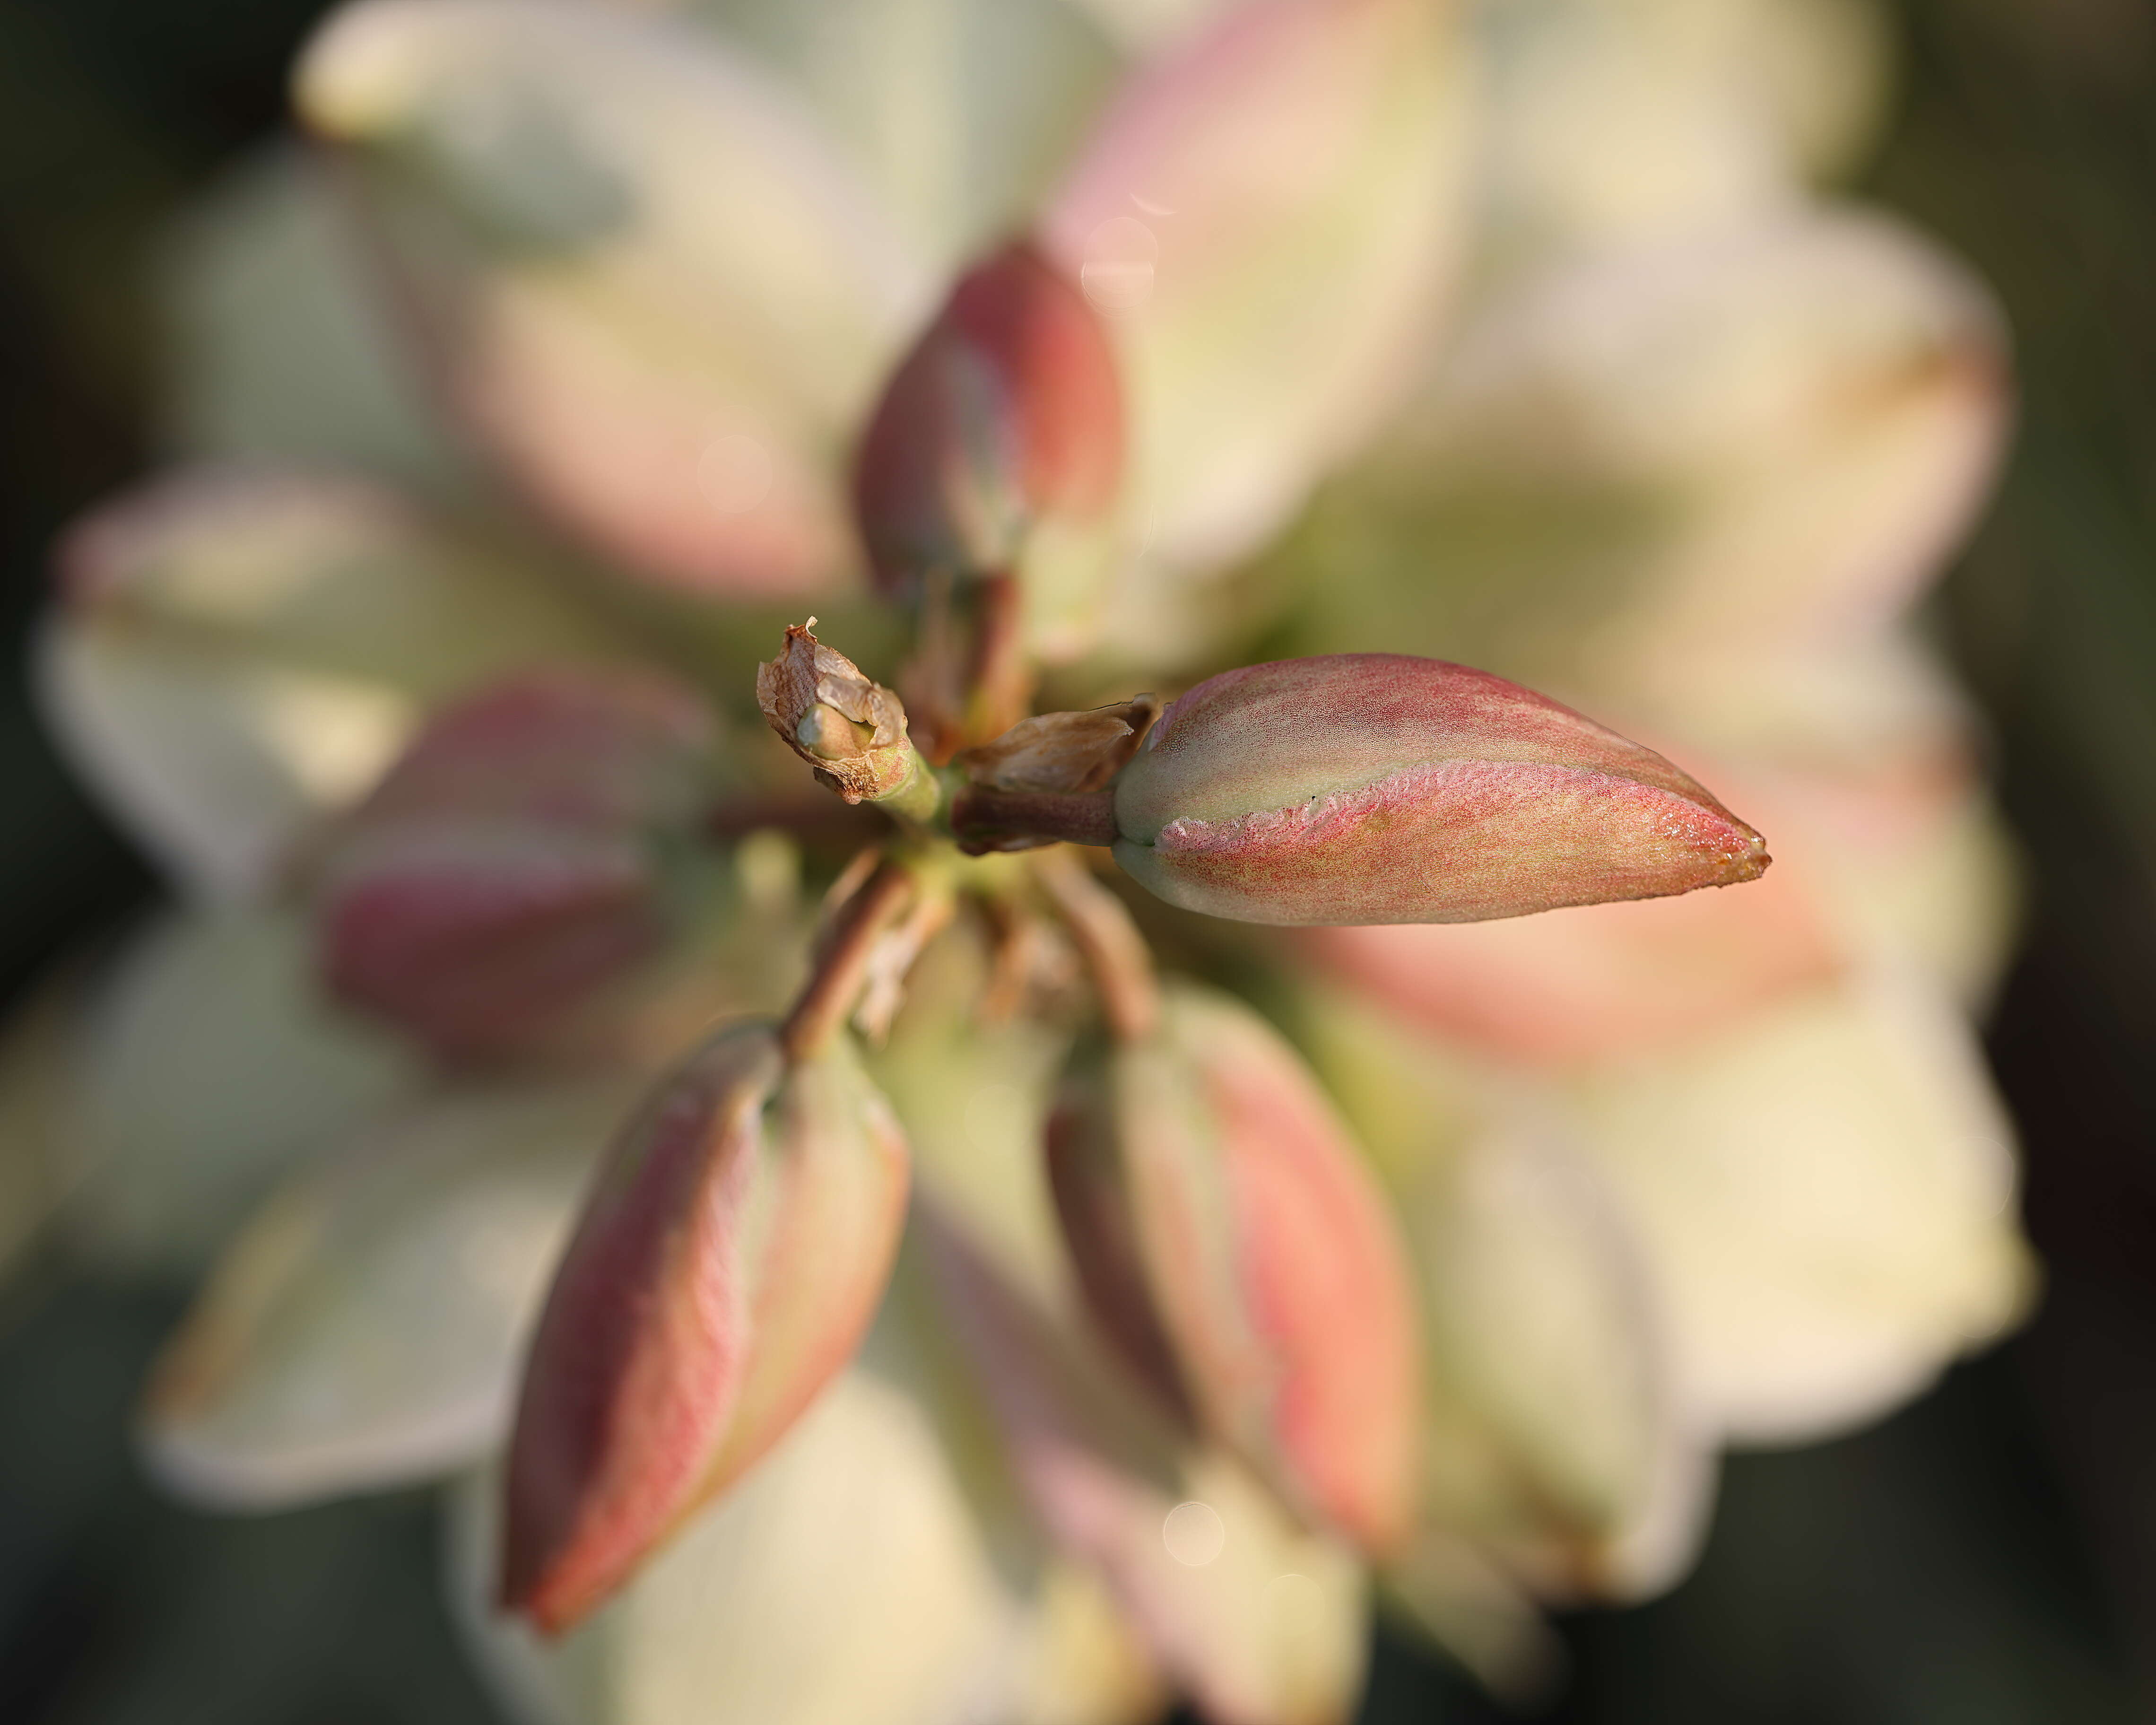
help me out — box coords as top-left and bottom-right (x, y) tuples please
(3, 1), (2153, 1719)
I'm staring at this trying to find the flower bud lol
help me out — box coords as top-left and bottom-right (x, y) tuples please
(501, 1024), (909, 1632)
(851, 242), (1123, 655)
(309, 669), (720, 1062)
(1110, 654), (1767, 926)
(1050, 984), (1420, 1553)
(755, 621), (924, 806)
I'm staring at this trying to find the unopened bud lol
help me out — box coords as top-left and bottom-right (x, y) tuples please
(310, 669), (719, 1062)
(851, 242), (1123, 654)
(756, 621), (926, 808)
(1110, 654), (1768, 926)
(1051, 984), (1420, 1553)
(501, 1024), (909, 1632)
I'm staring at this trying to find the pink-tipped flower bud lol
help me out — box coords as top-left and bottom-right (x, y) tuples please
(310, 669), (719, 1062)
(1050, 984), (1420, 1553)
(1110, 654), (1768, 926)
(851, 242), (1123, 650)
(501, 1023), (909, 1633)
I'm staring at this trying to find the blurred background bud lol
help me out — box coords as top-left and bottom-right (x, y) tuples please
(27, 907), (419, 1281)
(1275, 207), (2007, 754)
(1469, 0), (1894, 277)
(139, 1078), (639, 1508)
(853, 242), (1124, 660)
(295, 0), (930, 599)
(1044, 0), (1473, 590)
(306, 668), (724, 1064)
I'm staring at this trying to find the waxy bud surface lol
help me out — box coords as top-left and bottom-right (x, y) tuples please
(1052, 985), (1420, 1553)
(852, 241), (1122, 595)
(501, 1024), (908, 1633)
(1111, 655), (1767, 926)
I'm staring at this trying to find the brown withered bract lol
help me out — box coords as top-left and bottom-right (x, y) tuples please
(955, 697), (1159, 795)
(755, 620), (916, 804)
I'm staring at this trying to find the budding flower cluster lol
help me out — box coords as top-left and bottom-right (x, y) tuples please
(489, 610), (1774, 1644)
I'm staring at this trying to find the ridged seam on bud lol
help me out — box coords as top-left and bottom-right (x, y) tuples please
(500, 1024), (908, 1632)
(1110, 654), (1768, 926)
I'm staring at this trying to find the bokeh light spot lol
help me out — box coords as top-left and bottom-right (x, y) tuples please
(1162, 1498), (1226, 1566)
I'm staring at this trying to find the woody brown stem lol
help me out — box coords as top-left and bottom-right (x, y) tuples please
(950, 786), (1119, 852)
(1033, 850), (1159, 1043)
(780, 856), (918, 1061)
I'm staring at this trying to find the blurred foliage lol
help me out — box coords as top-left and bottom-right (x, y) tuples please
(1, 0), (2153, 1720)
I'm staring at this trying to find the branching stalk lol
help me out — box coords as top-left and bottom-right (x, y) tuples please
(1033, 849), (1159, 1043)
(780, 856), (920, 1061)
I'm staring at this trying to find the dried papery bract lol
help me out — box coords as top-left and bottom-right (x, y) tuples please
(500, 1024), (909, 1632)
(755, 620), (934, 817)
(1110, 654), (1769, 925)
(949, 697), (1156, 853)
(1053, 983), (1422, 1554)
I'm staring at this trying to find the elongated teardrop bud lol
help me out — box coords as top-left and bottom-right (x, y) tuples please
(501, 1024), (908, 1632)
(1110, 654), (1767, 926)
(1052, 984), (1420, 1552)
